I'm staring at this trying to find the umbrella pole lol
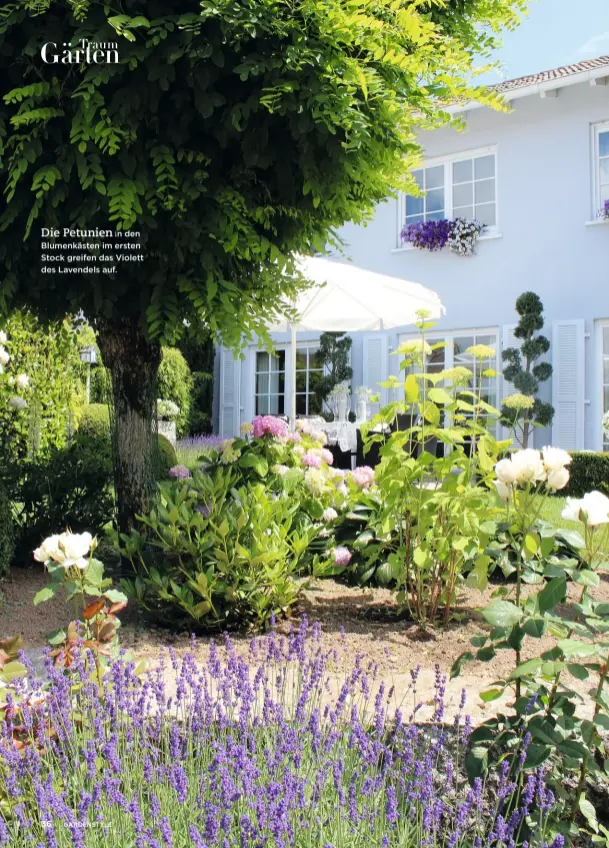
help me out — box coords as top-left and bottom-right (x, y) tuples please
(290, 324), (297, 429)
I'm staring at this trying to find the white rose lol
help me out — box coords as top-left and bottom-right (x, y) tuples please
(510, 449), (546, 484)
(0, 331), (7, 344)
(495, 458), (518, 484)
(44, 531), (94, 569)
(0, 347), (9, 366)
(33, 534), (62, 563)
(542, 446), (572, 472)
(562, 491), (609, 527)
(8, 396), (27, 410)
(546, 467), (570, 491)
(322, 507), (338, 522)
(15, 373), (29, 391)
(494, 480), (512, 502)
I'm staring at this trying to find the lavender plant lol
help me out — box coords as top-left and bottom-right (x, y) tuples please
(0, 619), (562, 848)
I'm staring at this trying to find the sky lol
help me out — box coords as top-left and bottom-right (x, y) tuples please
(479, 0), (609, 83)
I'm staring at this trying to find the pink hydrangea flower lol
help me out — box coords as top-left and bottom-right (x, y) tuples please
(352, 465), (375, 488)
(321, 448), (334, 466)
(334, 546), (352, 567)
(252, 416), (289, 439)
(287, 431), (302, 443)
(302, 451), (323, 468)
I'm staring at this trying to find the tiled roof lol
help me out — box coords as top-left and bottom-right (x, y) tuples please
(489, 56), (609, 93)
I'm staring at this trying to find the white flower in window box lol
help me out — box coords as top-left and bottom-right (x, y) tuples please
(447, 217), (485, 257)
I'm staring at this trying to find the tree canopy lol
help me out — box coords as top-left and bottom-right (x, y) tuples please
(1, 0), (526, 347)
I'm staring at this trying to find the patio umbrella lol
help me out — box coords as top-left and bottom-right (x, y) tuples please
(268, 255), (445, 426)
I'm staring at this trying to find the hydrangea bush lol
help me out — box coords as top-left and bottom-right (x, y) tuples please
(0, 620), (563, 848)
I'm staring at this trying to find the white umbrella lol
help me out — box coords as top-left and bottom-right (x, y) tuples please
(268, 255), (445, 425)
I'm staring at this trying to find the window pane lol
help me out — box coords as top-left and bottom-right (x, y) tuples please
(406, 214), (424, 224)
(295, 372), (306, 392)
(476, 203), (496, 227)
(603, 357), (609, 385)
(600, 159), (609, 182)
(600, 132), (609, 157)
(453, 337), (474, 361)
(453, 159), (472, 184)
(426, 188), (444, 212)
(406, 195), (424, 216)
(271, 352), (285, 372)
(412, 169), (424, 188)
(309, 349), (323, 368)
(308, 371), (323, 395)
(453, 182), (473, 207)
(256, 395), (269, 415)
(296, 394), (307, 415)
(426, 165), (444, 189)
(601, 185), (609, 204)
(427, 210), (445, 221)
(475, 178), (495, 204)
(296, 348), (307, 369)
(475, 155), (495, 179)
(308, 394), (322, 415)
(269, 395), (280, 415)
(256, 373), (269, 394)
(604, 326), (609, 353)
(256, 352), (269, 372)
(453, 205), (473, 220)
(270, 372), (281, 394)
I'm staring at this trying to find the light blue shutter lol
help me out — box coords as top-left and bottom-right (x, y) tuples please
(552, 320), (585, 450)
(362, 334), (389, 415)
(219, 347), (241, 437)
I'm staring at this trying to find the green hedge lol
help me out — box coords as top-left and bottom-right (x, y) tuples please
(560, 452), (609, 498)
(157, 433), (178, 478)
(158, 348), (192, 438)
(0, 482), (15, 577)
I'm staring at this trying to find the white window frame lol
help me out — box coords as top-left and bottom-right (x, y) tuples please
(592, 121), (609, 218)
(396, 145), (499, 247)
(254, 349), (286, 416)
(295, 343), (324, 416)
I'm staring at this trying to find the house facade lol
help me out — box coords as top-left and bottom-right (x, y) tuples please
(214, 57), (609, 452)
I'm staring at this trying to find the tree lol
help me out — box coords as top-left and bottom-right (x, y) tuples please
(315, 332), (353, 413)
(0, 0), (527, 530)
(500, 292), (554, 448)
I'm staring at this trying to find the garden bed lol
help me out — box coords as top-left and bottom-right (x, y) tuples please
(3, 565), (609, 724)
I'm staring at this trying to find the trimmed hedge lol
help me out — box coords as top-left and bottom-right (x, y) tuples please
(560, 452), (609, 498)
(157, 433), (178, 478)
(78, 403), (111, 438)
(158, 347), (192, 438)
(0, 482), (15, 578)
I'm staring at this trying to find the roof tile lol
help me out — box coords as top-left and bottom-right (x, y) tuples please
(489, 55), (609, 93)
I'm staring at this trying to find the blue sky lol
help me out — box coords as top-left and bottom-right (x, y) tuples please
(480, 0), (609, 83)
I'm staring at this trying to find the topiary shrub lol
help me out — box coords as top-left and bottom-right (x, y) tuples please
(0, 482), (15, 578)
(77, 403), (110, 438)
(157, 433), (178, 479)
(157, 348), (192, 437)
(558, 452), (609, 498)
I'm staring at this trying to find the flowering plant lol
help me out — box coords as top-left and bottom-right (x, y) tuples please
(0, 621), (563, 848)
(0, 329), (29, 415)
(598, 198), (609, 220)
(328, 380), (350, 399)
(446, 217), (484, 256)
(401, 218), (484, 256)
(355, 385), (373, 400)
(603, 409), (609, 440)
(157, 398), (180, 420)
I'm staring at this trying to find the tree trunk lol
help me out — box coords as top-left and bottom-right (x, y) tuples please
(97, 316), (161, 534)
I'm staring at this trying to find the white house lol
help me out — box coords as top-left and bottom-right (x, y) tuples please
(214, 56), (609, 452)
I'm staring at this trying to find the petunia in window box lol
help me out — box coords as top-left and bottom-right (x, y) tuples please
(446, 217), (484, 256)
(401, 217), (485, 256)
(598, 199), (609, 221)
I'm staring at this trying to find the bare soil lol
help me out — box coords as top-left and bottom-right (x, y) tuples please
(2, 566), (609, 723)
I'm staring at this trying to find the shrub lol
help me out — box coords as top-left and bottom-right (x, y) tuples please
(77, 402), (111, 438)
(0, 481), (15, 577)
(558, 451), (609, 498)
(5, 433), (115, 563)
(157, 347), (192, 437)
(157, 432), (177, 478)
(121, 468), (319, 630)
(0, 626), (561, 848)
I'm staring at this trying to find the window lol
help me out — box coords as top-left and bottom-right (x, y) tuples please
(398, 329), (500, 431)
(594, 123), (609, 213)
(399, 148), (497, 242)
(296, 346), (324, 416)
(255, 351), (285, 415)
(602, 325), (609, 451)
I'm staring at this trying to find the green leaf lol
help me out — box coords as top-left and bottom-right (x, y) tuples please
(47, 628), (67, 646)
(567, 663), (590, 681)
(537, 577), (567, 614)
(86, 558), (104, 589)
(479, 687), (504, 702)
(557, 640), (598, 658)
(579, 796), (599, 832)
(524, 532), (539, 556)
(509, 658), (542, 680)
(450, 651), (474, 679)
(33, 585), (58, 606)
(104, 589), (128, 605)
(0, 661), (28, 683)
(572, 569), (600, 588)
(428, 387), (453, 405)
(482, 600), (522, 628)
(404, 374), (419, 403)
